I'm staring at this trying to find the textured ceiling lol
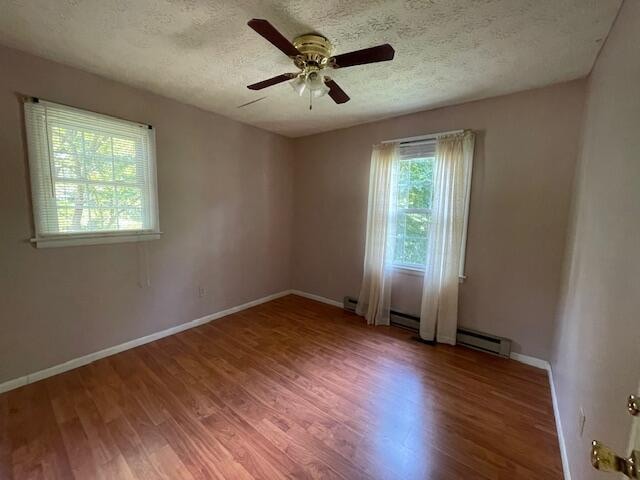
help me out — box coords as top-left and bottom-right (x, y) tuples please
(0, 0), (621, 137)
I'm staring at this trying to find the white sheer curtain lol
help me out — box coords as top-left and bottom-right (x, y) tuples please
(420, 131), (475, 344)
(356, 143), (399, 325)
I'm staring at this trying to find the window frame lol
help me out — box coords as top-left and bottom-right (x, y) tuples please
(24, 98), (161, 248)
(391, 148), (436, 273)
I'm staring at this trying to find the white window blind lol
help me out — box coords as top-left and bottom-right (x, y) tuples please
(24, 99), (160, 248)
(392, 141), (436, 269)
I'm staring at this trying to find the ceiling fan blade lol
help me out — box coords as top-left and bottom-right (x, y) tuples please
(325, 78), (350, 104)
(247, 19), (300, 57)
(247, 73), (296, 90)
(331, 44), (395, 69)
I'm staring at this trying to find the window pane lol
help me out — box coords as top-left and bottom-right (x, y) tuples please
(396, 158), (434, 208)
(397, 183), (429, 209)
(394, 235), (405, 264)
(405, 212), (429, 236)
(409, 157), (428, 183)
(394, 213), (407, 264)
(113, 137), (136, 161)
(56, 207), (78, 232)
(117, 207), (143, 230)
(394, 212), (431, 267)
(49, 122), (142, 231)
(51, 126), (83, 179)
(86, 185), (115, 208)
(114, 160), (138, 183)
(403, 235), (428, 266)
(54, 182), (81, 208)
(55, 205), (118, 233)
(408, 183), (429, 209)
(397, 159), (412, 186)
(87, 208), (117, 231)
(53, 157), (79, 179)
(393, 155), (435, 268)
(397, 184), (410, 209)
(116, 186), (142, 207)
(85, 158), (113, 181)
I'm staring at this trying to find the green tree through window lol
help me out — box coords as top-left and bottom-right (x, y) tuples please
(393, 156), (434, 268)
(50, 125), (143, 233)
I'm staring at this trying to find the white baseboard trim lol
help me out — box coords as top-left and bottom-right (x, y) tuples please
(509, 353), (571, 480)
(0, 376), (28, 394)
(548, 366), (571, 480)
(510, 352), (550, 371)
(290, 289), (343, 308)
(0, 290), (292, 395)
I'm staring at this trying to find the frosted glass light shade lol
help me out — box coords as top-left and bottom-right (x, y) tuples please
(312, 82), (330, 97)
(290, 76), (306, 96)
(290, 72), (329, 99)
(307, 72), (329, 97)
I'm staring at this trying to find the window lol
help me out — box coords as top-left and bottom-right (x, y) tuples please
(24, 99), (160, 247)
(392, 142), (436, 270)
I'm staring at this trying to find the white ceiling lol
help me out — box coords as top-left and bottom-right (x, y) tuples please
(0, 0), (621, 137)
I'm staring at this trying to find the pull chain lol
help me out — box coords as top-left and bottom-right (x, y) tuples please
(309, 89), (313, 110)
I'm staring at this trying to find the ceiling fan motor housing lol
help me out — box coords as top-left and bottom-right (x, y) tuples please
(293, 34), (333, 70)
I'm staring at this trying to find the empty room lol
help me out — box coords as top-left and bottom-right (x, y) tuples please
(0, 1), (638, 479)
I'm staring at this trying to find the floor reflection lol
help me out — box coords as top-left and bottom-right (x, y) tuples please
(364, 361), (440, 478)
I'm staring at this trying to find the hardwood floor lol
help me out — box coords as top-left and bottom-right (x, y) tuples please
(0, 295), (563, 479)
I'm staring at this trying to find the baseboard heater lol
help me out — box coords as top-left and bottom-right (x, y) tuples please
(456, 328), (511, 357)
(343, 296), (420, 330)
(343, 296), (511, 357)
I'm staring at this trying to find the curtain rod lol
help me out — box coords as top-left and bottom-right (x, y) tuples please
(381, 129), (464, 145)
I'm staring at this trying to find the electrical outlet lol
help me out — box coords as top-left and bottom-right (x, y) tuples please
(578, 407), (586, 437)
(198, 286), (206, 298)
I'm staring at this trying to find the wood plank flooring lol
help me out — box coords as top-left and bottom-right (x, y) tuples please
(0, 295), (563, 479)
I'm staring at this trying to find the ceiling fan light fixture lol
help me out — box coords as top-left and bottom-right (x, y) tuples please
(312, 84), (330, 98)
(307, 71), (329, 97)
(290, 75), (306, 96)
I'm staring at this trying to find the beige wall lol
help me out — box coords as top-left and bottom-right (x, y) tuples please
(0, 45), (293, 384)
(2, 22), (621, 404)
(0, 42), (585, 384)
(551, 1), (640, 478)
(291, 81), (586, 359)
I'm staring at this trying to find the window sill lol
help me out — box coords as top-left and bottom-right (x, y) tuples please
(31, 231), (162, 248)
(392, 265), (425, 276)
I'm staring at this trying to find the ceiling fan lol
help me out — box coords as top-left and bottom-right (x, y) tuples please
(246, 19), (395, 108)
